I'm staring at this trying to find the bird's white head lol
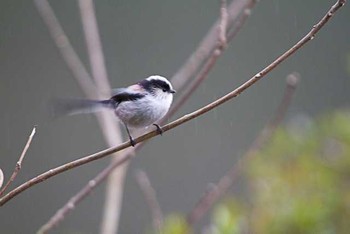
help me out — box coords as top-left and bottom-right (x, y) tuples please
(139, 75), (176, 99)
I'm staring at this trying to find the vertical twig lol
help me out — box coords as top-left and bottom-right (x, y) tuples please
(166, 0), (230, 119)
(135, 170), (163, 232)
(247, 72), (300, 153)
(227, 0), (256, 40)
(171, 0), (253, 90)
(0, 126), (36, 196)
(78, 1), (126, 234)
(187, 73), (300, 225)
(78, 0), (111, 94)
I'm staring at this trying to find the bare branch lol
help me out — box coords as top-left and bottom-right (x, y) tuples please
(166, 0), (252, 119)
(187, 73), (300, 225)
(0, 126), (37, 196)
(135, 170), (163, 232)
(78, 0), (111, 94)
(34, 0), (97, 98)
(0, 0), (344, 219)
(227, 0), (256, 41)
(270, 73), (300, 127)
(171, 0), (254, 90)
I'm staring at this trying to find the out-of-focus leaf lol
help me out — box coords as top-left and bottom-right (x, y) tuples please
(159, 214), (191, 234)
(212, 198), (245, 234)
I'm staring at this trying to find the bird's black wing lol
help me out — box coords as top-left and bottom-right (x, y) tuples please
(110, 91), (145, 103)
(104, 89), (145, 108)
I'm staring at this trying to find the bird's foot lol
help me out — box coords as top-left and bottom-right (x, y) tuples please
(129, 136), (136, 147)
(153, 124), (163, 135)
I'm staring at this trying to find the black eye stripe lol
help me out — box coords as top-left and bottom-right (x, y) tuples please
(139, 79), (171, 93)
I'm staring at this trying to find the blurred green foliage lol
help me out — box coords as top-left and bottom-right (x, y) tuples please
(152, 111), (350, 234)
(210, 111), (350, 234)
(155, 214), (192, 234)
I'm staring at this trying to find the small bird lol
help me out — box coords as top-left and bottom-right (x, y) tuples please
(53, 75), (176, 146)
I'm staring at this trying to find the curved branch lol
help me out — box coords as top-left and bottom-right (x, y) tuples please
(0, 0), (345, 208)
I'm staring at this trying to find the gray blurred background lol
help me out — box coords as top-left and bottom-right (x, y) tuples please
(0, 0), (349, 233)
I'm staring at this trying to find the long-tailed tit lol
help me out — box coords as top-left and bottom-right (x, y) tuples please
(53, 75), (176, 146)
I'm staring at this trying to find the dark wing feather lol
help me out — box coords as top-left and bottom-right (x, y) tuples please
(110, 91), (145, 105)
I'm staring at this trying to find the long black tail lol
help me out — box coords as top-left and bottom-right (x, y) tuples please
(49, 98), (113, 118)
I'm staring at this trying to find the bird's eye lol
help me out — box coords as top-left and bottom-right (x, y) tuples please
(162, 89), (167, 92)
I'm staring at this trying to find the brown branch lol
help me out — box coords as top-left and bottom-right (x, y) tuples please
(186, 73), (300, 225)
(135, 170), (163, 232)
(0, 126), (37, 196)
(1, 0), (344, 220)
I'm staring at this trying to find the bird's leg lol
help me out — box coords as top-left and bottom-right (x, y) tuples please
(153, 123), (163, 135)
(124, 123), (135, 147)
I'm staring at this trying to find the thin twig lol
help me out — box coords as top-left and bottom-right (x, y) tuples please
(78, 0), (111, 94)
(227, 0), (256, 41)
(171, 0), (253, 90)
(166, 0), (230, 119)
(269, 73), (300, 130)
(78, 1), (125, 233)
(135, 170), (163, 232)
(34, 0), (97, 99)
(0, 126), (37, 196)
(247, 72), (300, 153)
(186, 73), (300, 225)
(1, 0), (344, 209)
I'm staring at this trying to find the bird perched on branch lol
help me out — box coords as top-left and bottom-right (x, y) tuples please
(52, 75), (176, 146)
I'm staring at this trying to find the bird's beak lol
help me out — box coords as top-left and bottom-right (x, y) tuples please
(170, 89), (176, 94)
